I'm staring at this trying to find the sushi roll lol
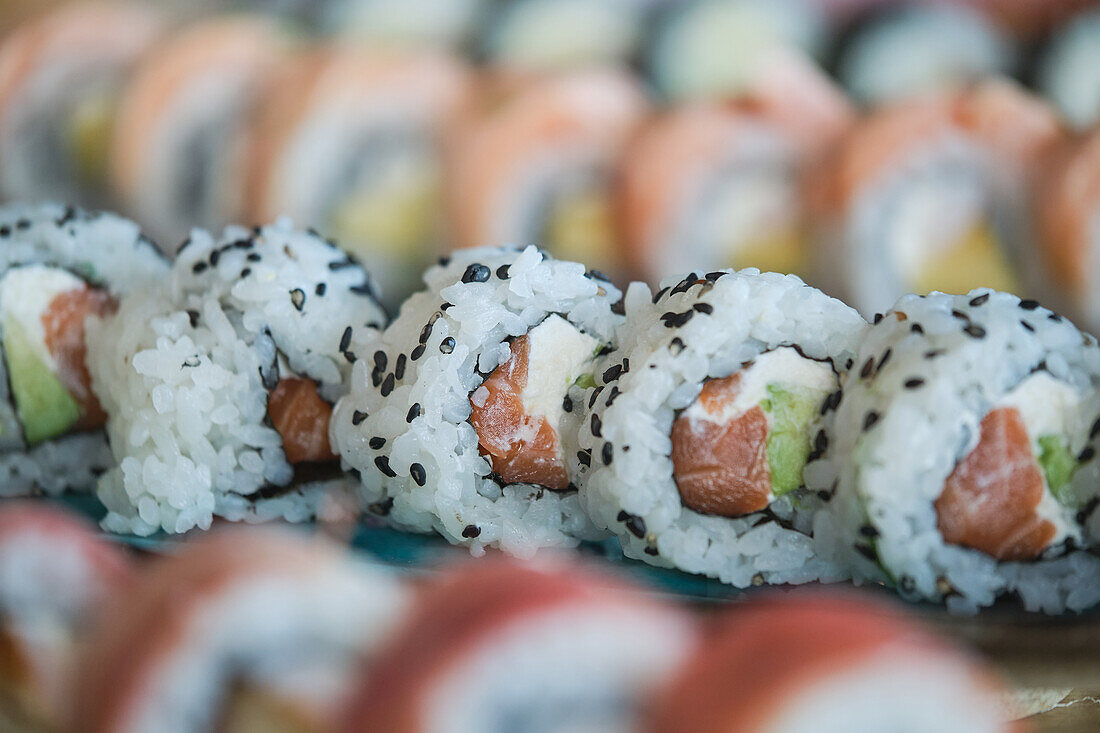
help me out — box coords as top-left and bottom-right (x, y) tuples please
(0, 1), (166, 203)
(619, 53), (853, 283)
(449, 68), (649, 277)
(572, 270), (866, 586)
(649, 593), (1012, 732)
(331, 246), (622, 557)
(837, 4), (1015, 106)
(815, 79), (1064, 318)
(481, 0), (652, 73)
(341, 558), (697, 732)
(809, 289), (1100, 613)
(648, 0), (828, 102)
(244, 48), (474, 307)
(0, 502), (132, 730)
(72, 529), (407, 732)
(110, 15), (293, 250)
(0, 203), (168, 497)
(1035, 128), (1100, 331)
(322, 0), (488, 50)
(1038, 9), (1100, 130)
(86, 219), (387, 535)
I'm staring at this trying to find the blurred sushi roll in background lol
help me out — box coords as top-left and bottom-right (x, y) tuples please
(341, 558), (697, 733)
(331, 246), (622, 556)
(0, 502), (132, 731)
(244, 48), (474, 307)
(837, 4), (1016, 106)
(649, 593), (1014, 732)
(86, 220), (387, 535)
(0, 2), (167, 204)
(810, 289), (1100, 612)
(815, 79), (1064, 318)
(480, 0), (653, 73)
(647, 0), (829, 102)
(449, 69), (648, 278)
(619, 51), (853, 283)
(1038, 9), (1100, 130)
(321, 0), (488, 50)
(72, 529), (407, 732)
(572, 270), (866, 586)
(0, 204), (167, 497)
(109, 15), (294, 251)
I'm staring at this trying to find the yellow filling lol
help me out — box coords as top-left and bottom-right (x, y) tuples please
(67, 93), (115, 188)
(330, 168), (441, 260)
(220, 686), (319, 733)
(728, 226), (806, 276)
(913, 220), (1019, 296)
(542, 189), (616, 272)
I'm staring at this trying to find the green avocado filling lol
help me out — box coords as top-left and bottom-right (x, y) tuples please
(1038, 434), (1078, 507)
(3, 316), (80, 445)
(761, 384), (821, 497)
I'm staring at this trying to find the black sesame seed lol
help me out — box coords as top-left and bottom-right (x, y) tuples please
(692, 302), (713, 315)
(859, 525), (880, 538)
(410, 463), (426, 486)
(1049, 313), (1063, 322)
(437, 255), (451, 266)
(876, 348), (892, 372)
(209, 249), (221, 266)
(461, 263), (490, 283)
(900, 575), (916, 593)
(339, 327), (352, 353)
(368, 498), (393, 516)
(352, 411), (367, 426)
(461, 525), (481, 538)
(562, 395), (573, 413)
(603, 364), (622, 383)
(586, 269), (611, 282)
(669, 338), (685, 354)
(1019, 299), (1040, 310)
(705, 271), (725, 281)
(380, 374), (395, 396)
(439, 337), (455, 354)
(591, 414), (602, 437)
(873, 313), (884, 324)
(588, 386), (604, 409)
(910, 323), (924, 334)
(495, 264), (510, 279)
(817, 490), (832, 501)
(440, 302), (453, 311)
(815, 430), (828, 453)
(394, 354), (406, 380)
(859, 358), (875, 379)
(596, 344), (613, 357)
(247, 252), (261, 262)
(652, 286), (670, 304)
(374, 456), (397, 478)
(369, 436), (385, 449)
(1079, 446), (1096, 462)
(315, 283), (326, 296)
(343, 350), (357, 364)
(0, 226), (9, 237)
(240, 268), (251, 278)
(406, 403), (421, 423)
(187, 310), (199, 328)
(855, 544), (877, 560)
(1021, 320), (1035, 332)
(670, 273), (698, 295)
(660, 310), (694, 328)
(605, 387), (620, 408)
(328, 258), (356, 270)
(192, 261), (208, 274)
(411, 344), (426, 361)
(616, 511), (646, 538)
(577, 450), (591, 467)
(602, 442), (613, 465)
(1089, 417), (1100, 440)
(290, 289), (305, 311)
(15, 219), (29, 230)
(951, 309), (969, 321)
(904, 378), (925, 389)
(963, 324), (986, 339)
(863, 411), (880, 431)
(969, 293), (990, 306)
(644, 546), (659, 556)
(924, 349), (945, 359)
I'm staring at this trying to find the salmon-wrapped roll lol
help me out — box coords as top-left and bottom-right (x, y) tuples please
(1038, 9), (1100, 131)
(331, 246), (622, 556)
(449, 68), (649, 278)
(245, 48), (474, 307)
(815, 79), (1064, 318)
(0, 203), (167, 497)
(837, 4), (1015, 106)
(809, 289), (1100, 613)
(87, 220), (386, 535)
(341, 558), (697, 732)
(110, 16), (293, 249)
(619, 51), (852, 283)
(0, 1), (166, 203)
(0, 502), (132, 730)
(73, 529), (407, 732)
(650, 593), (1013, 733)
(570, 269), (866, 586)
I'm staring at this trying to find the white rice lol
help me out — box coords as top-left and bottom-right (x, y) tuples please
(87, 218), (386, 535)
(573, 269), (867, 586)
(331, 245), (622, 558)
(809, 289), (1100, 613)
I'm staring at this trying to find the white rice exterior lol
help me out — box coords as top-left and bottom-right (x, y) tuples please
(87, 218), (387, 535)
(331, 245), (622, 557)
(573, 269), (867, 586)
(0, 203), (167, 496)
(809, 289), (1100, 613)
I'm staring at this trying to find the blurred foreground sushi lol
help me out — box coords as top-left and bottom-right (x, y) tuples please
(0, 204), (167, 497)
(809, 289), (1100, 613)
(572, 270), (866, 586)
(87, 220), (386, 535)
(322, 0), (488, 50)
(341, 558), (697, 732)
(73, 529), (407, 732)
(650, 593), (1014, 732)
(816, 79), (1064, 318)
(1038, 9), (1100, 130)
(110, 15), (293, 250)
(0, 1), (166, 203)
(0, 503), (132, 730)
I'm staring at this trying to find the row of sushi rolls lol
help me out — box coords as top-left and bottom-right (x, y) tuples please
(0, 0), (1097, 729)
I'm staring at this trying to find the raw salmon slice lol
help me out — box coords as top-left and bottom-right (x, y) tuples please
(267, 378), (337, 464)
(41, 285), (115, 429)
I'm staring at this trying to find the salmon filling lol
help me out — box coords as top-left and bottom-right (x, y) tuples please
(470, 315), (598, 490)
(42, 286), (115, 428)
(671, 347), (836, 518)
(267, 377), (337, 465)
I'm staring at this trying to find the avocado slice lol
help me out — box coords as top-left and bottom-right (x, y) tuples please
(3, 316), (81, 445)
(761, 383), (821, 497)
(1038, 434), (1079, 507)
